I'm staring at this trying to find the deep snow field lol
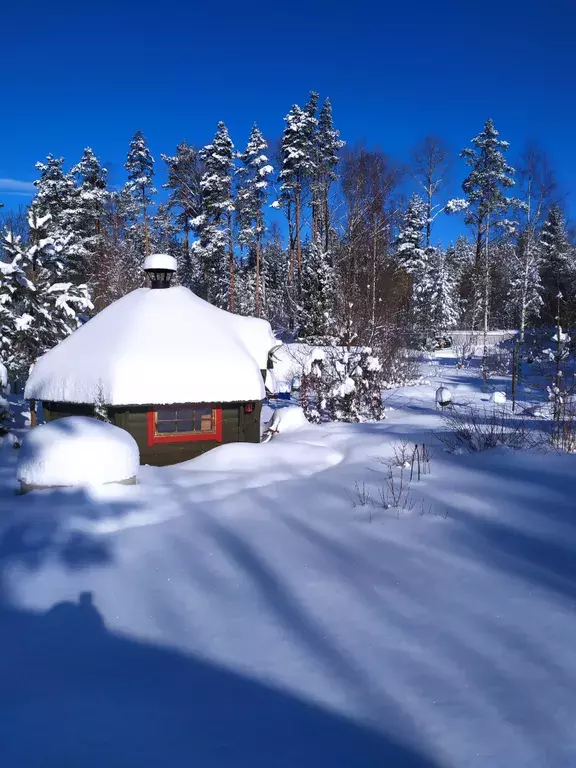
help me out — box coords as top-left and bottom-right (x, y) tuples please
(1, 351), (576, 767)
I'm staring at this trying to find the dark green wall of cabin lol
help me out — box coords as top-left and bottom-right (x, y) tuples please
(42, 400), (262, 467)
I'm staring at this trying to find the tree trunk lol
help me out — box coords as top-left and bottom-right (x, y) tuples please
(227, 209), (235, 312)
(323, 182), (330, 252)
(295, 187), (302, 289)
(255, 237), (261, 317)
(143, 190), (149, 258)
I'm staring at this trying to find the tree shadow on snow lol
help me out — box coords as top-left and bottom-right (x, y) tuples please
(433, 452), (576, 602)
(0, 591), (443, 768)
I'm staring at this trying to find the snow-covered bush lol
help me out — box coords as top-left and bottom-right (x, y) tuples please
(0, 212), (92, 381)
(0, 395), (12, 436)
(480, 345), (512, 386)
(17, 416), (139, 491)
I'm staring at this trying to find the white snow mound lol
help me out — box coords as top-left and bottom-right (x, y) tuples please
(25, 286), (277, 405)
(490, 390), (507, 404)
(179, 438), (343, 476)
(17, 416), (139, 489)
(269, 405), (310, 433)
(0, 360), (7, 391)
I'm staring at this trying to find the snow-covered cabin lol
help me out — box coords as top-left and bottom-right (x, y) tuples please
(25, 254), (278, 465)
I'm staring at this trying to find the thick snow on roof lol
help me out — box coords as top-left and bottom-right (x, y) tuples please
(143, 253), (177, 271)
(25, 286), (276, 405)
(17, 416), (139, 488)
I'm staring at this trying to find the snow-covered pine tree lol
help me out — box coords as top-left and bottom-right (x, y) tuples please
(1, 211), (92, 379)
(235, 124), (273, 316)
(277, 98), (317, 286)
(33, 154), (79, 264)
(299, 236), (335, 340)
(193, 122), (235, 309)
(70, 147), (108, 285)
(262, 224), (289, 329)
(150, 203), (181, 261)
(395, 194), (429, 331)
(312, 97), (344, 250)
(447, 118), (517, 333)
(161, 141), (203, 274)
(124, 130), (156, 260)
(429, 247), (459, 335)
(540, 204), (573, 326)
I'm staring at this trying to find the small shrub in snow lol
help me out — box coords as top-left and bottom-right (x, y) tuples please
(348, 481), (372, 509)
(452, 334), (476, 369)
(439, 406), (528, 453)
(480, 345), (512, 389)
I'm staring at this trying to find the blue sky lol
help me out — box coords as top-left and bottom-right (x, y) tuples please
(1, 0), (574, 244)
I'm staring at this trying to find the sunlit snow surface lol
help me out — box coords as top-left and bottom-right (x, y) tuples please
(1, 352), (576, 767)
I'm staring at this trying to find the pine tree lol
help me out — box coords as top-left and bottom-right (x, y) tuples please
(312, 97), (345, 250)
(236, 124), (273, 316)
(33, 155), (79, 265)
(33, 155), (78, 233)
(262, 225), (289, 328)
(540, 204), (572, 325)
(194, 122), (235, 309)
(448, 118), (517, 332)
(299, 237), (335, 339)
(278, 98), (317, 286)
(162, 141), (203, 265)
(1, 212), (92, 378)
(396, 194), (429, 330)
(429, 247), (459, 334)
(150, 203), (181, 260)
(125, 130), (156, 259)
(70, 147), (108, 285)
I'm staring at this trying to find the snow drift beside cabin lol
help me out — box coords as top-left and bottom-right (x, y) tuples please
(25, 286), (277, 406)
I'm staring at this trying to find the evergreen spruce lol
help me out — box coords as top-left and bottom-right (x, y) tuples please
(299, 237), (335, 339)
(70, 147), (108, 284)
(162, 141), (203, 269)
(236, 124), (273, 316)
(449, 118), (517, 332)
(125, 130), (156, 259)
(540, 204), (572, 325)
(194, 122), (235, 309)
(396, 194), (429, 330)
(1, 212), (92, 379)
(278, 100), (317, 286)
(312, 97), (344, 250)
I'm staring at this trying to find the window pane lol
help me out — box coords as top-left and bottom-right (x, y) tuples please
(157, 409), (177, 421)
(177, 420), (194, 432)
(194, 408), (212, 431)
(177, 408), (194, 420)
(157, 420), (177, 433)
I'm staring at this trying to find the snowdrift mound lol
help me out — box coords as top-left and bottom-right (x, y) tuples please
(179, 438), (343, 477)
(17, 416), (139, 490)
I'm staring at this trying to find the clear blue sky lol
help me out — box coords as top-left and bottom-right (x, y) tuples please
(1, 0), (574, 244)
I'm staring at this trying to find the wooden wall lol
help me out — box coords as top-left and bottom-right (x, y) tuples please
(42, 400), (263, 466)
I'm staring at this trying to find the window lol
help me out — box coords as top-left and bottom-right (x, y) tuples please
(147, 405), (223, 445)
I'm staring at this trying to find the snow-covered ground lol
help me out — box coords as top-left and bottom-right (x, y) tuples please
(1, 352), (576, 766)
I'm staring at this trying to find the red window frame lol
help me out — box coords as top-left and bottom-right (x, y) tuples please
(147, 406), (223, 446)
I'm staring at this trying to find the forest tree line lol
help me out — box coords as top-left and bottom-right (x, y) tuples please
(1, 91), (575, 381)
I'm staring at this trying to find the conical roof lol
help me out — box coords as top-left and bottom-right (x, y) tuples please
(25, 286), (276, 406)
